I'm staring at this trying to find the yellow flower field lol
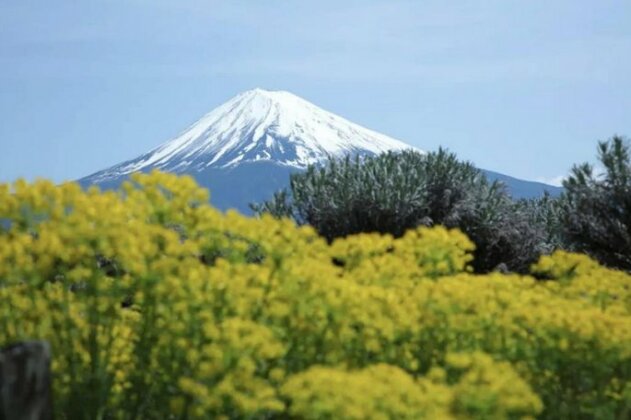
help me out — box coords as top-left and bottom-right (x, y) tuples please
(1, 171), (630, 419)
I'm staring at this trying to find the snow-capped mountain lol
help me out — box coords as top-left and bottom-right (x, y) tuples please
(86, 89), (417, 183)
(81, 88), (561, 212)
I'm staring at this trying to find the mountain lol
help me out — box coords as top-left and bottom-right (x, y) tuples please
(481, 170), (562, 199)
(80, 89), (562, 212)
(83, 89), (414, 182)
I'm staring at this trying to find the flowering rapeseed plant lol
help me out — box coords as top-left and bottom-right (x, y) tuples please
(0, 171), (629, 419)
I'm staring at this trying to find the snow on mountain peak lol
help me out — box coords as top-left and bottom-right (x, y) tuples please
(87, 89), (420, 182)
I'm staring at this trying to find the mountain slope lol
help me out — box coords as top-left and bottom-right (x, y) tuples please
(81, 89), (562, 212)
(84, 89), (415, 184)
(482, 170), (562, 199)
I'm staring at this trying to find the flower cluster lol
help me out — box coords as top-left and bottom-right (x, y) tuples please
(1, 171), (630, 419)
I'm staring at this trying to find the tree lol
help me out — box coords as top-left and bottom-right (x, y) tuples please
(253, 149), (549, 273)
(561, 135), (631, 270)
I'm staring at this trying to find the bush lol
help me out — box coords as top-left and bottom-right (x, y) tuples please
(515, 193), (564, 254)
(561, 135), (631, 271)
(280, 355), (542, 420)
(2, 172), (630, 419)
(253, 149), (548, 273)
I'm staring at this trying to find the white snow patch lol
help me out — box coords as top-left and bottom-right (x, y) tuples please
(91, 88), (422, 180)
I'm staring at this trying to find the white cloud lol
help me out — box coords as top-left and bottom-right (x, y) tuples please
(536, 175), (566, 187)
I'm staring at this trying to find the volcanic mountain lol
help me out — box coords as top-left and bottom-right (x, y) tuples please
(81, 89), (562, 212)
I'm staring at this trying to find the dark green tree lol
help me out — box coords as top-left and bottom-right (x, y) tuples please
(561, 135), (631, 270)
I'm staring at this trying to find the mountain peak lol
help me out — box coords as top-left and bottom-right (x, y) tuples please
(84, 89), (418, 183)
(242, 87), (294, 97)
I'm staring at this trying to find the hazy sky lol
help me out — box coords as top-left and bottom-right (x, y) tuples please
(1, 1), (630, 185)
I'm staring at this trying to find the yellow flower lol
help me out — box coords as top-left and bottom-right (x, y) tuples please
(1, 171), (629, 419)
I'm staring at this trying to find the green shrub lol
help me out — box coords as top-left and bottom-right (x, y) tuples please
(254, 149), (548, 273)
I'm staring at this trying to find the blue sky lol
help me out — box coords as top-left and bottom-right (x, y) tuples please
(1, 1), (630, 185)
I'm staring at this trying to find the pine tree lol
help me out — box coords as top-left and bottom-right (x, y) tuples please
(562, 135), (631, 270)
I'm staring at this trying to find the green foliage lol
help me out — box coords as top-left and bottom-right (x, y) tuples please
(562, 135), (631, 271)
(516, 193), (564, 253)
(254, 149), (549, 273)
